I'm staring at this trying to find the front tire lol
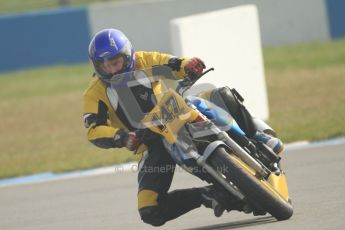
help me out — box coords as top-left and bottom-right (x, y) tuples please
(208, 147), (293, 220)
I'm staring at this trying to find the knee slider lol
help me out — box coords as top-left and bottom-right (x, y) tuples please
(139, 206), (165, 227)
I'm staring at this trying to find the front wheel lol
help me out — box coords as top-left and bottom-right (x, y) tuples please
(208, 147), (293, 220)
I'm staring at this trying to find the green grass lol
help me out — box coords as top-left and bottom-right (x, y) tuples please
(0, 64), (136, 179)
(264, 39), (345, 142)
(264, 39), (345, 70)
(0, 38), (345, 179)
(0, 0), (124, 15)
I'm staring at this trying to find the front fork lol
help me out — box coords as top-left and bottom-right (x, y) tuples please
(196, 140), (246, 201)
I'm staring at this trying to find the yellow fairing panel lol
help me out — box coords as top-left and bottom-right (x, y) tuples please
(142, 88), (199, 144)
(229, 154), (290, 204)
(267, 173), (290, 201)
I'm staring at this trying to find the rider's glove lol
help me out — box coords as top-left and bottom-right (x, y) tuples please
(166, 57), (183, 71)
(114, 128), (140, 151)
(184, 57), (206, 78)
(126, 132), (140, 151)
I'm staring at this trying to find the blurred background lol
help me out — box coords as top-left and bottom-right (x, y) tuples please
(0, 0), (344, 179)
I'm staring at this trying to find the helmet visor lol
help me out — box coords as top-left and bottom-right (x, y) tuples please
(94, 53), (130, 79)
(93, 40), (133, 79)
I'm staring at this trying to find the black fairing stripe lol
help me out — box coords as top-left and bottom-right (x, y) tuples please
(96, 100), (109, 126)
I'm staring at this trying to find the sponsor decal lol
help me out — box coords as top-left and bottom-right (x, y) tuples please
(110, 37), (118, 49)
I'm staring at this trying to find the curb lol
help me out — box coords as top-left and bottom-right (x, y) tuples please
(285, 137), (345, 151)
(0, 162), (137, 188)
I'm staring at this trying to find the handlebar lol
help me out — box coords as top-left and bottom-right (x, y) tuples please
(177, 67), (215, 95)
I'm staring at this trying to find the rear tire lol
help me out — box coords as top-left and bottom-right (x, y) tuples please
(208, 147), (293, 220)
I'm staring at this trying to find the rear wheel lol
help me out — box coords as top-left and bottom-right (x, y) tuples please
(208, 147), (293, 220)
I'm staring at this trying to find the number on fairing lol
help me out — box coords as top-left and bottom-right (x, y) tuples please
(151, 96), (181, 131)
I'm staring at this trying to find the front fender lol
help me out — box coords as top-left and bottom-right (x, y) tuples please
(197, 140), (232, 166)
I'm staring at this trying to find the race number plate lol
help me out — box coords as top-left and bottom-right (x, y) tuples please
(142, 89), (198, 144)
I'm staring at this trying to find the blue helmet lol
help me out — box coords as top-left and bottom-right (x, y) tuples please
(88, 29), (135, 80)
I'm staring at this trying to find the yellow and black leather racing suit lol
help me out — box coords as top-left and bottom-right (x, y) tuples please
(83, 51), (211, 226)
(83, 51), (188, 149)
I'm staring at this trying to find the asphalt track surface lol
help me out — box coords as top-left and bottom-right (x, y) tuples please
(1, 143), (345, 230)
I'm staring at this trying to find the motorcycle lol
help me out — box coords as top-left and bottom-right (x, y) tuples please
(107, 65), (293, 220)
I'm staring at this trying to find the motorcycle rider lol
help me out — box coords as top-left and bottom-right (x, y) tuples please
(83, 28), (283, 226)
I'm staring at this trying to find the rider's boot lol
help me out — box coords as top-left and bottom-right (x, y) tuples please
(198, 186), (225, 217)
(252, 118), (285, 154)
(253, 131), (284, 154)
(220, 196), (266, 216)
(198, 186), (255, 217)
(204, 87), (285, 155)
(213, 190), (253, 214)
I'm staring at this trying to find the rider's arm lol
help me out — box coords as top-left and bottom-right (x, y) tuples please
(83, 96), (118, 149)
(83, 81), (125, 149)
(135, 51), (190, 79)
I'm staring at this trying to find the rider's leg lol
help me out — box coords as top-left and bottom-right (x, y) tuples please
(137, 139), (224, 226)
(197, 86), (257, 137)
(198, 86), (284, 154)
